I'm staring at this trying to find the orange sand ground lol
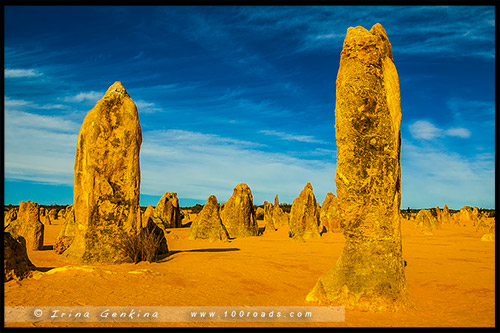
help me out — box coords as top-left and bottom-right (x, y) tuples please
(4, 216), (495, 327)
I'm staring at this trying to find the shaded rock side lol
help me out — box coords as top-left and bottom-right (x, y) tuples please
(255, 207), (265, 220)
(220, 183), (259, 238)
(142, 205), (155, 228)
(4, 232), (36, 282)
(5, 201), (44, 251)
(414, 209), (439, 234)
(188, 195), (229, 241)
(307, 24), (411, 310)
(289, 183), (321, 240)
(63, 81), (142, 264)
(319, 192), (341, 233)
(54, 205), (75, 255)
(152, 192), (182, 229)
(138, 209), (169, 258)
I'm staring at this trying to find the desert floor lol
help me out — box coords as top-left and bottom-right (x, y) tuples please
(4, 215), (495, 327)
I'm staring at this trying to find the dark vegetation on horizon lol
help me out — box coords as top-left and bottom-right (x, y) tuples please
(4, 204), (496, 218)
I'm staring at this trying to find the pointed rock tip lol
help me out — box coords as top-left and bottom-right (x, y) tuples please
(104, 81), (129, 97)
(207, 195), (218, 204)
(235, 183), (251, 190)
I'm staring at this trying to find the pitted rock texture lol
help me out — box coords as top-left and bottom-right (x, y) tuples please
(5, 201), (44, 251)
(319, 192), (341, 233)
(4, 232), (36, 282)
(188, 195), (229, 241)
(152, 192), (182, 229)
(306, 24), (411, 310)
(63, 81), (142, 264)
(289, 183), (321, 240)
(220, 183), (258, 238)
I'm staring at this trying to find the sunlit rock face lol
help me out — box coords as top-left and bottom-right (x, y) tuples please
(272, 194), (289, 229)
(188, 195), (229, 241)
(152, 192), (182, 229)
(64, 81), (142, 264)
(5, 201), (44, 251)
(289, 182), (321, 240)
(319, 192), (341, 233)
(414, 209), (439, 234)
(54, 205), (75, 254)
(307, 23), (411, 310)
(220, 183), (258, 238)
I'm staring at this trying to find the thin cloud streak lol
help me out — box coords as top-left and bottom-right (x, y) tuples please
(5, 68), (43, 78)
(409, 120), (471, 140)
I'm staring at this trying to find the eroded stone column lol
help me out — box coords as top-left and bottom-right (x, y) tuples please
(306, 23), (411, 310)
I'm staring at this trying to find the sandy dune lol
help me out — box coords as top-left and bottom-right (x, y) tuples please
(4, 216), (495, 327)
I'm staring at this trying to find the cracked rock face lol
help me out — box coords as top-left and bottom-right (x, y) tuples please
(152, 192), (182, 229)
(307, 24), (411, 310)
(220, 183), (258, 238)
(63, 81), (142, 264)
(188, 195), (229, 241)
(289, 183), (321, 240)
(5, 201), (44, 251)
(319, 192), (341, 233)
(4, 232), (36, 282)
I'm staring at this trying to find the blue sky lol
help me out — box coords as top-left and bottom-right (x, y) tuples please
(4, 6), (495, 209)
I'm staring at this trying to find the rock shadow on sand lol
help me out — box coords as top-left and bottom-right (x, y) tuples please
(157, 248), (240, 262)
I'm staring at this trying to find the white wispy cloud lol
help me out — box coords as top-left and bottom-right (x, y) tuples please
(63, 91), (103, 103)
(140, 129), (335, 205)
(4, 109), (79, 185)
(401, 141), (494, 209)
(235, 6), (494, 59)
(5, 68), (43, 78)
(259, 129), (326, 144)
(409, 120), (471, 140)
(444, 128), (471, 139)
(5, 97), (68, 110)
(135, 100), (162, 114)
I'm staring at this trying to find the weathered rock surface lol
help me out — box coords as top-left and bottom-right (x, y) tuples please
(319, 192), (341, 233)
(139, 214), (169, 258)
(307, 24), (410, 310)
(263, 200), (276, 233)
(54, 205), (75, 254)
(39, 207), (51, 226)
(48, 208), (58, 221)
(440, 204), (452, 224)
(255, 207), (265, 220)
(59, 208), (67, 219)
(4, 208), (17, 227)
(481, 224), (495, 242)
(152, 192), (182, 229)
(414, 209), (439, 234)
(458, 206), (474, 226)
(188, 195), (229, 241)
(220, 183), (258, 238)
(142, 205), (155, 228)
(4, 232), (36, 282)
(5, 201), (44, 251)
(289, 183), (321, 240)
(63, 81), (142, 264)
(272, 194), (289, 228)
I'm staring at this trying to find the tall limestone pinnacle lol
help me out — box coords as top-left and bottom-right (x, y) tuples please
(63, 81), (143, 264)
(306, 24), (412, 310)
